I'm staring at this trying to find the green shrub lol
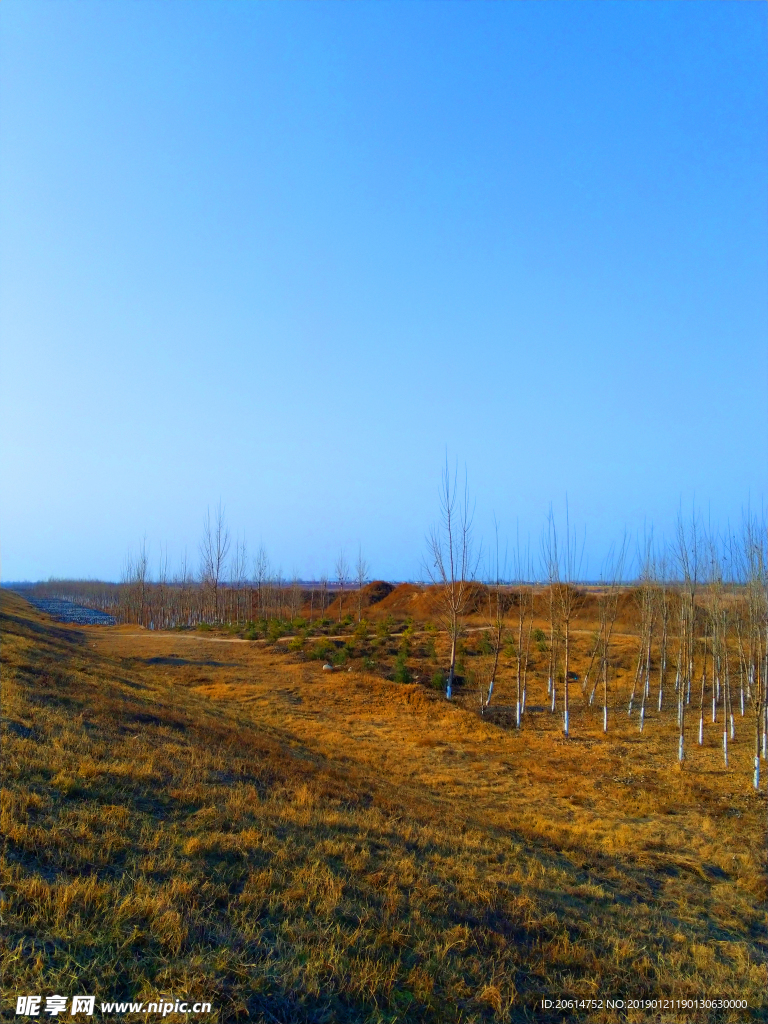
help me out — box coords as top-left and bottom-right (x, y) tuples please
(431, 669), (445, 690)
(477, 631), (493, 656)
(393, 651), (411, 684)
(268, 620), (286, 643)
(455, 644), (466, 675)
(309, 638), (334, 661)
(376, 615), (395, 638)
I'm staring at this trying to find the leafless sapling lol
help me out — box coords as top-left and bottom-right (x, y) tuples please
(335, 551), (350, 623)
(425, 460), (477, 701)
(199, 502), (230, 624)
(355, 546), (369, 623)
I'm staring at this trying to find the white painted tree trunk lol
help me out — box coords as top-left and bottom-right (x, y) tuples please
(446, 635), (456, 701)
(628, 651), (643, 715)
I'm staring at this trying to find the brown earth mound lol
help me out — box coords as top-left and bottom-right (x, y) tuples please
(363, 580), (395, 605)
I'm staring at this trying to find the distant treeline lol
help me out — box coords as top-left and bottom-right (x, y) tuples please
(17, 576), (336, 630)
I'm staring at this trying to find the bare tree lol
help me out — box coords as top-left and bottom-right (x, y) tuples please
(656, 550), (671, 713)
(274, 567), (284, 620)
(541, 514), (560, 715)
(229, 536), (248, 625)
(741, 513), (767, 790)
(629, 535), (656, 734)
(512, 534), (535, 728)
(176, 548), (192, 627)
(481, 520), (506, 712)
(253, 545), (269, 621)
(156, 543), (169, 629)
(425, 460), (477, 700)
(674, 510), (702, 765)
(289, 573), (303, 621)
(335, 551), (350, 622)
(123, 536), (150, 627)
(199, 502), (230, 624)
(544, 504), (585, 737)
(589, 536), (626, 733)
(355, 546), (369, 622)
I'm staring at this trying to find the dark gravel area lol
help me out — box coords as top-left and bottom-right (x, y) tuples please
(19, 596), (116, 626)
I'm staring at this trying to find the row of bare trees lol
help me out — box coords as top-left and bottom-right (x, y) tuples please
(423, 464), (768, 789)
(25, 504), (372, 631)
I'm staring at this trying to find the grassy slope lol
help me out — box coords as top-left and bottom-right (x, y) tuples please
(1, 591), (766, 1023)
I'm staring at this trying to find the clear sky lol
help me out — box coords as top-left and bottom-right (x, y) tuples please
(1, 1), (766, 583)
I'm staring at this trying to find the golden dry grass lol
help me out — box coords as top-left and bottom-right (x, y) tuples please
(1, 590), (766, 1023)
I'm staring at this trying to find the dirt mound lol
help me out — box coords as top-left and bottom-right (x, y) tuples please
(368, 583), (455, 620)
(364, 580), (395, 605)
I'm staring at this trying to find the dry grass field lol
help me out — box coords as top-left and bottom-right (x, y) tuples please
(2, 589), (766, 1022)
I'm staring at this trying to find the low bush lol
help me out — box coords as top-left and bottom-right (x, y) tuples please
(393, 651), (412, 684)
(308, 638), (334, 661)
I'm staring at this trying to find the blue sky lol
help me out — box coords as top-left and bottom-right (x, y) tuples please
(1, 1), (766, 582)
